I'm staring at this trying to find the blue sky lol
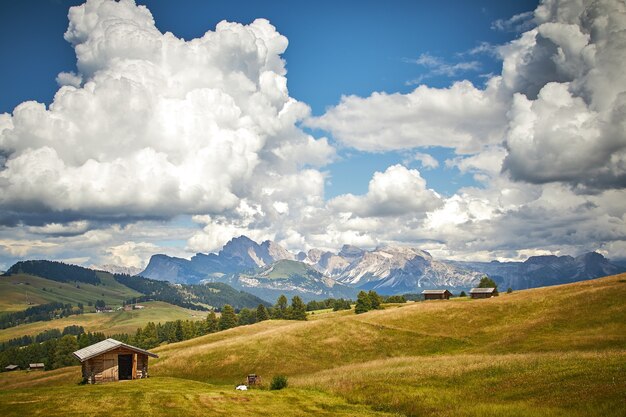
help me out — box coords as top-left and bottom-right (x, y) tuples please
(1, 0), (623, 268)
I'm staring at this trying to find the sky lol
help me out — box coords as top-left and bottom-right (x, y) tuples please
(0, 0), (624, 270)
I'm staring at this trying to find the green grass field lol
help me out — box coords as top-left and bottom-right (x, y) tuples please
(1, 274), (625, 416)
(0, 272), (142, 312)
(0, 301), (206, 342)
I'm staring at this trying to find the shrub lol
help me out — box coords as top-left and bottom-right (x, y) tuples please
(270, 375), (288, 390)
(507, 287), (513, 294)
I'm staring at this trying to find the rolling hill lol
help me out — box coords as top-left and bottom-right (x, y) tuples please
(0, 273), (624, 416)
(1, 261), (269, 315)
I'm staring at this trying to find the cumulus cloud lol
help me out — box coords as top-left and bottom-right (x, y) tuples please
(55, 71), (82, 87)
(0, 0), (333, 226)
(307, 79), (507, 153)
(311, 0), (626, 192)
(329, 165), (442, 217)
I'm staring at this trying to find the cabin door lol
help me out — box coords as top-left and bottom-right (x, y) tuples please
(118, 354), (133, 380)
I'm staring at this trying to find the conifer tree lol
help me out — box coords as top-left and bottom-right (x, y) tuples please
(273, 295), (288, 319)
(290, 296), (307, 321)
(355, 291), (372, 314)
(205, 311), (218, 333)
(52, 335), (79, 369)
(256, 304), (270, 322)
(368, 290), (382, 310)
(218, 304), (238, 330)
(238, 308), (256, 325)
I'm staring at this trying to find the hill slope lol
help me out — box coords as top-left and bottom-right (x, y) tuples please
(0, 272), (141, 312)
(1, 260), (269, 315)
(1, 274), (625, 417)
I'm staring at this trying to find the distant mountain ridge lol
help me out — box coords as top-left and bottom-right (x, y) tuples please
(141, 236), (295, 284)
(449, 251), (626, 290)
(140, 236), (626, 298)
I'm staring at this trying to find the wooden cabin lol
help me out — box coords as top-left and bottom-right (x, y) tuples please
(469, 287), (497, 299)
(29, 363), (44, 371)
(4, 364), (19, 372)
(73, 338), (158, 384)
(422, 289), (453, 300)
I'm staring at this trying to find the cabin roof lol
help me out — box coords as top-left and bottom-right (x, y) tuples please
(421, 289), (451, 294)
(5, 364), (19, 370)
(72, 338), (159, 362)
(469, 287), (496, 293)
(29, 363), (44, 368)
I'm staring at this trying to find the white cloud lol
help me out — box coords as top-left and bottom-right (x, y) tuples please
(104, 241), (158, 269)
(412, 152), (439, 169)
(404, 53), (481, 84)
(307, 79), (507, 154)
(491, 11), (535, 32)
(0, 0), (333, 226)
(329, 165), (442, 218)
(55, 71), (82, 87)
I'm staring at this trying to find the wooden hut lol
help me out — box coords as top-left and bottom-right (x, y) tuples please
(72, 338), (158, 384)
(469, 287), (497, 299)
(4, 364), (19, 372)
(422, 289), (453, 300)
(29, 363), (44, 371)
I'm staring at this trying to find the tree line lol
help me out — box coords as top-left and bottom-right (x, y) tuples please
(0, 302), (83, 329)
(4, 260), (101, 285)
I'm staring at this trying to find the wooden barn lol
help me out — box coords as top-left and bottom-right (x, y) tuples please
(72, 338), (158, 384)
(469, 287), (497, 299)
(422, 289), (453, 300)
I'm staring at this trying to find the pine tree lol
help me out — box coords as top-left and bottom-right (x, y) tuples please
(256, 304), (270, 322)
(218, 304), (238, 330)
(238, 308), (256, 325)
(142, 322), (158, 348)
(174, 320), (184, 342)
(478, 276), (499, 295)
(52, 335), (79, 369)
(205, 311), (219, 333)
(290, 296), (307, 321)
(368, 290), (382, 310)
(272, 295), (288, 319)
(355, 291), (372, 314)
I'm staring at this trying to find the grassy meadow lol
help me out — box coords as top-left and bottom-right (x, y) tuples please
(0, 272), (141, 312)
(0, 274), (625, 416)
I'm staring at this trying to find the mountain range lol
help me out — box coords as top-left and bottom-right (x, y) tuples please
(140, 236), (626, 300)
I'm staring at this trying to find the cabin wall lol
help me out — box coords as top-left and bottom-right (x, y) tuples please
(82, 347), (150, 384)
(471, 293), (492, 299)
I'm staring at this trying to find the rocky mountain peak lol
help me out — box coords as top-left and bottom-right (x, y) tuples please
(338, 244), (365, 259)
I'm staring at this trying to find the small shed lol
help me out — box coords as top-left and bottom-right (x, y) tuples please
(72, 338), (158, 384)
(29, 363), (44, 371)
(422, 289), (453, 300)
(246, 374), (262, 385)
(470, 287), (497, 299)
(4, 364), (19, 371)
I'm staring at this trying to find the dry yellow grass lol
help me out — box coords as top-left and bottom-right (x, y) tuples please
(1, 273), (625, 416)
